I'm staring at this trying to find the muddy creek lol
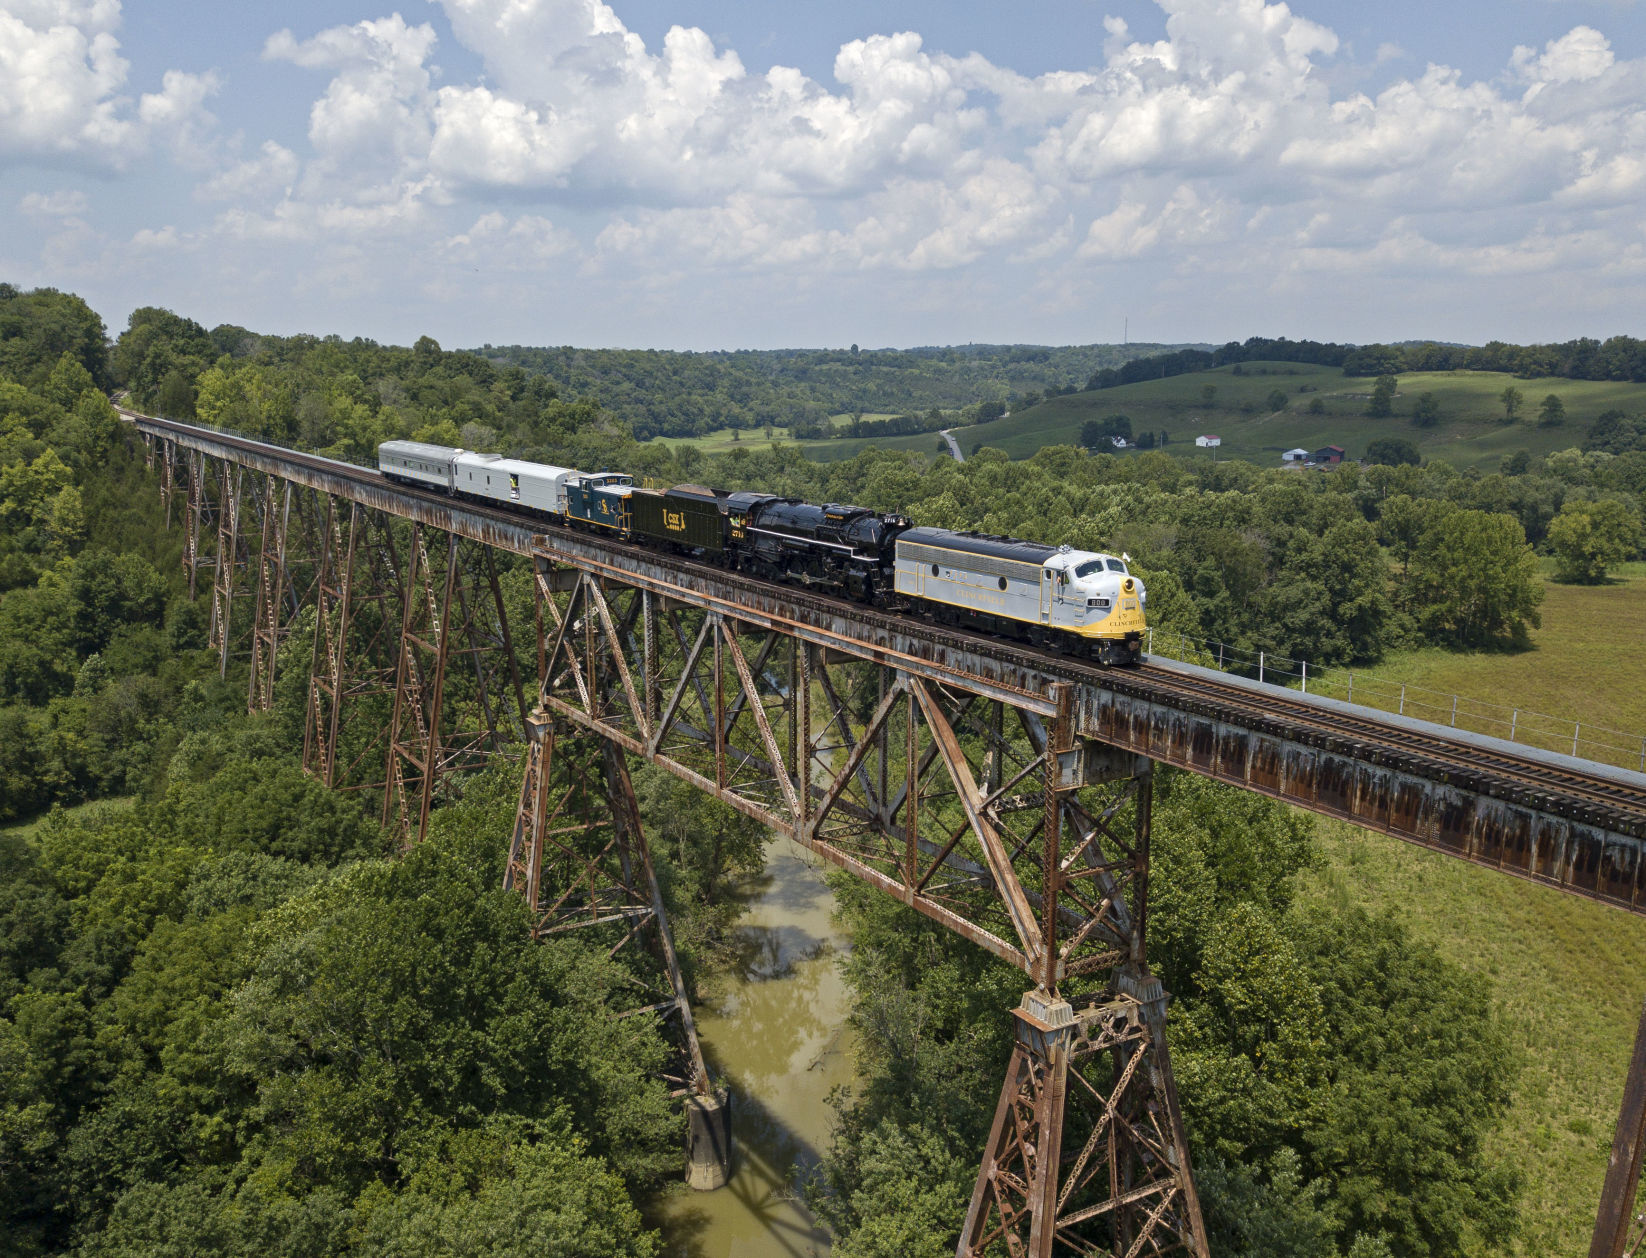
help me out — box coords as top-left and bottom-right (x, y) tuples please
(657, 835), (855, 1258)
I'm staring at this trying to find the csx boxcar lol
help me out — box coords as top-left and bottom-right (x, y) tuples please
(630, 484), (727, 555)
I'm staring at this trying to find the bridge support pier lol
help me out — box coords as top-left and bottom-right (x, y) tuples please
(685, 1086), (733, 1190)
(209, 459), (247, 675)
(303, 499), (404, 795)
(384, 523), (527, 845)
(505, 707), (720, 1150)
(1592, 993), (1646, 1258)
(958, 752), (1206, 1258)
(248, 474), (293, 711)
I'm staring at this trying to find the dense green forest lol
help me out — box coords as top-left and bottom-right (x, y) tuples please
(477, 342), (1194, 439)
(3, 284), (1644, 1255)
(0, 288), (768, 1256)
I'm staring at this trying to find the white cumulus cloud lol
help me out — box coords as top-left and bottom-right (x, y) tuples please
(0, 0), (216, 169)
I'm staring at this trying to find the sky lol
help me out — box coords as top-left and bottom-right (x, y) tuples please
(2, 0), (1644, 351)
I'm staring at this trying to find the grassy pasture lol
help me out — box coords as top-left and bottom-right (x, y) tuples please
(1298, 565), (1646, 1254)
(648, 424), (798, 454)
(1293, 561), (1646, 763)
(795, 363), (1646, 466)
(647, 413), (920, 457)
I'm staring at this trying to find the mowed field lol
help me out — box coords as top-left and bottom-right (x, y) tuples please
(1300, 565), (1646, 1255)
(797, 363), (1646, 466)
(646, 414), (903, 456)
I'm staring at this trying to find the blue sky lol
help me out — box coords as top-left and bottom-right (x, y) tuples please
(3, 0), (1643, 351)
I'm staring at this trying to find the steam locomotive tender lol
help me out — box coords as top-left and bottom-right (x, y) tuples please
(377, 440), (1145, 664)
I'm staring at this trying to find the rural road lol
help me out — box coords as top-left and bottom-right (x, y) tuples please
(940, 428), (964, 462)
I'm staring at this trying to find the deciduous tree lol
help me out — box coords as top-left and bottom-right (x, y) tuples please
(1547, 498), (1643, 583)
(1366, 376), (1397, 419)
(1408, 509), (1543, 647)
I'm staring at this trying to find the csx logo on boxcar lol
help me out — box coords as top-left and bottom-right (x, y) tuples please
(663, 510), (686, 532)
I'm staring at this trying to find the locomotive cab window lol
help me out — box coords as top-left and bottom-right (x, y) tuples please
(1107, 558), (1127, 572)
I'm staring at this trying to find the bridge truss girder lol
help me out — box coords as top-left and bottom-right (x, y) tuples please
(509, 555), (1208, 1256)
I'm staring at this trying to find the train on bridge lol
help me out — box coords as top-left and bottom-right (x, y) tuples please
(378, 439), (1147, 665)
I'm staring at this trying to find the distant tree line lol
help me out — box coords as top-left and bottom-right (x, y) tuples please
(1088, 332), (1646, 391)
(482, 342), (1190, 440)
(1086, 337), (1355, 390)
(790, 408), (952, 442)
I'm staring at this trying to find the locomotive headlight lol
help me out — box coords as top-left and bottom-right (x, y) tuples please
(1122, 576), (1135, 594)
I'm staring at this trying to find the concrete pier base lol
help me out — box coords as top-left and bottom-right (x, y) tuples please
(685, 1087), (733, 1190)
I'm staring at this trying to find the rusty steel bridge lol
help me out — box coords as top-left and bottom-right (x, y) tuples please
(125, 409), (1646, 1258)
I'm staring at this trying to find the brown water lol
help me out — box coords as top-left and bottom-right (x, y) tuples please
(658, 835), (856, 1258)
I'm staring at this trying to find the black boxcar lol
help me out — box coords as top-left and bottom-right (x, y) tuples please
(630, 484), (727, 555)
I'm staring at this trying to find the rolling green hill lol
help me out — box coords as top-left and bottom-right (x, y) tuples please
(796, 364), (1646, 466)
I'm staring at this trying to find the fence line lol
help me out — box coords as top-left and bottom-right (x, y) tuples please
(1145, 627), (1646, 773)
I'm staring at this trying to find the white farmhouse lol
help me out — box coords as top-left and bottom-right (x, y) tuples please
(1195, 434), (1221, 448)
(1282, 447), (1310, 463)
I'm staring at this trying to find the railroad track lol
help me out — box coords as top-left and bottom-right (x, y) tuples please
(127, 410), (1646, 828)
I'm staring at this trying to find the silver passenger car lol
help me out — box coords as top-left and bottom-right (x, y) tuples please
(378, 440), (464, 492)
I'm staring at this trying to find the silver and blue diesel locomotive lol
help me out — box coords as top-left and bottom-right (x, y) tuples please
(378, 439), (1145, 664)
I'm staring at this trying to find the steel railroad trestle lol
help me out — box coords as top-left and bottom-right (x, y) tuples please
(129, 411), (1646, 1257)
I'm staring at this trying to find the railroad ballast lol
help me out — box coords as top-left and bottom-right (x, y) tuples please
(378, 439), (1146, 665)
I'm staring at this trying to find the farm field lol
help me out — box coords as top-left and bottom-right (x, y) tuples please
(1297, 564), (1646, 1254)
(796, 363), (1646, 466)
(1264, 561), (1646, 763)
(646, 413), (921, 456)
(647, 423), (799, 453)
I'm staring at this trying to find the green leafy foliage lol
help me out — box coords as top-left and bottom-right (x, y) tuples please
(487, 342), (1176, 441)
(1408, 509), (1544, 648)
(1364, 438), (1420, 466)
(1546, 497), (1644, 583)
(0, 286), (110, 390)
(815, 770), (1521, 1258)
(1367, 375), (1397, 418)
